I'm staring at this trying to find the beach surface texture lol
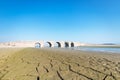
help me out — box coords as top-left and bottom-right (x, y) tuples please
(0, 48), (120, 80)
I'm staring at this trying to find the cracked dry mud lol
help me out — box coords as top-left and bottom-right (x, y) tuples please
(0, 48), (120, 80)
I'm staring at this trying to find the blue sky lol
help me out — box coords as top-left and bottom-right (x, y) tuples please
(0, 0), (120, 43)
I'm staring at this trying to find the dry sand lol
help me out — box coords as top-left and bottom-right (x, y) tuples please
(0, 48), (120, 80)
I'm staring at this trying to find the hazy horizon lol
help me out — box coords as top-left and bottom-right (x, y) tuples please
(0, 0), (120, 44)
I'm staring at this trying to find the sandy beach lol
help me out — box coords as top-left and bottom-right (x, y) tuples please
(0, 48), (120, 80)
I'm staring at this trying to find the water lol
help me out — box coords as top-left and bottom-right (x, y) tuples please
(74, 46), (120, 53)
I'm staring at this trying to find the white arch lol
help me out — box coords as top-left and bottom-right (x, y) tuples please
(71, 42), (74, 47)
(55, 42), (61, 47)
(35, 42), (41, 48)
(65, 42), (69, 48)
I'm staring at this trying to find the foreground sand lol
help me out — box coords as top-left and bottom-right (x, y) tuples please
(0, 48), (120, 80)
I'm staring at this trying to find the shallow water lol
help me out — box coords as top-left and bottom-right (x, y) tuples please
(74, 46), (120, 53)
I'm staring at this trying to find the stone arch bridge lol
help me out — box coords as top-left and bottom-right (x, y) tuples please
(3, 41), (82, 48)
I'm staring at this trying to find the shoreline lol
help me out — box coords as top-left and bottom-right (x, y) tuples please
(0, 46), (120, 54)
(0, 45), (120, 54)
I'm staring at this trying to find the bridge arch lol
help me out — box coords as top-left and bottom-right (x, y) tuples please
(71, 42), (74, 47)
(44, 42), (52, 47)
(35, 42), (41, 48)
(65, 42), (69, 48)
(56, 42), (61, 47)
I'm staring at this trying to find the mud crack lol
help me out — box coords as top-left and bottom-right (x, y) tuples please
(68, 65), (93, 80)
(56, 70), (64, 80)
(43, 66), (49, 73)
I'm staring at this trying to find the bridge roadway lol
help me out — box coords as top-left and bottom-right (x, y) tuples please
(0, 41), (82, 48)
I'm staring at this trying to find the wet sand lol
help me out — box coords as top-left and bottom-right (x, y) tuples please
(0, 48), (120, 80)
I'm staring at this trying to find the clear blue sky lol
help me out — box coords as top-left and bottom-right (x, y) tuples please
(0, 0), (120, 44)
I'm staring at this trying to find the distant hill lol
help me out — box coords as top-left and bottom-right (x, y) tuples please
(102, 43), (116, 45)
